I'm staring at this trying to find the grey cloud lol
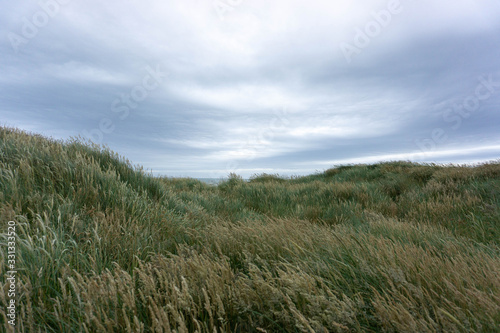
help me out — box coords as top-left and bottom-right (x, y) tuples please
(1, 0), (499, 177)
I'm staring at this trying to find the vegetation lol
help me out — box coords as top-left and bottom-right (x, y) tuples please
(0, 126), (499, 332)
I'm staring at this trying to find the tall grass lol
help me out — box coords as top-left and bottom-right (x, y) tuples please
(0, 126), (499, 332)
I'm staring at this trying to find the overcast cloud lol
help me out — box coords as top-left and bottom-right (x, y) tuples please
(1, 0), (500, 177)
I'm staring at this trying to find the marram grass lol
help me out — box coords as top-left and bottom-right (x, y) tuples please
(0, 126), (499, 332)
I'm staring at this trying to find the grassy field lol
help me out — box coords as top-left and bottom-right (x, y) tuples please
(0, 126), (499, 332)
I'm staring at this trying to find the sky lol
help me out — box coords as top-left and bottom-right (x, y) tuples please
(1, 0), (500, 178)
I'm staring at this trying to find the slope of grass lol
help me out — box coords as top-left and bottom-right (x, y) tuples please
(0, 126), (499, 332)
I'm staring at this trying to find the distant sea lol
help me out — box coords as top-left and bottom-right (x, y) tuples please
(196, 178), (249, 185)
(196, 178), (223, 185)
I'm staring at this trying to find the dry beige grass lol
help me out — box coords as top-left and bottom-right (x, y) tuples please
(0, 126), (499, 332)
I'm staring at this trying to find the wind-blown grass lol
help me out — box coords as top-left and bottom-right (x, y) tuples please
(0, 126), (499, 332)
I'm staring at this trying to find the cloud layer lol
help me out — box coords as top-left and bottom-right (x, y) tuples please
(1, 0), (500, 177)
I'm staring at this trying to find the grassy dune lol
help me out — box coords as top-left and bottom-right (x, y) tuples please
(0, 126), (499, 332)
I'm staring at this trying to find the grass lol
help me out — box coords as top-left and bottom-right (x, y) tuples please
(0, 126), (499, 332)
